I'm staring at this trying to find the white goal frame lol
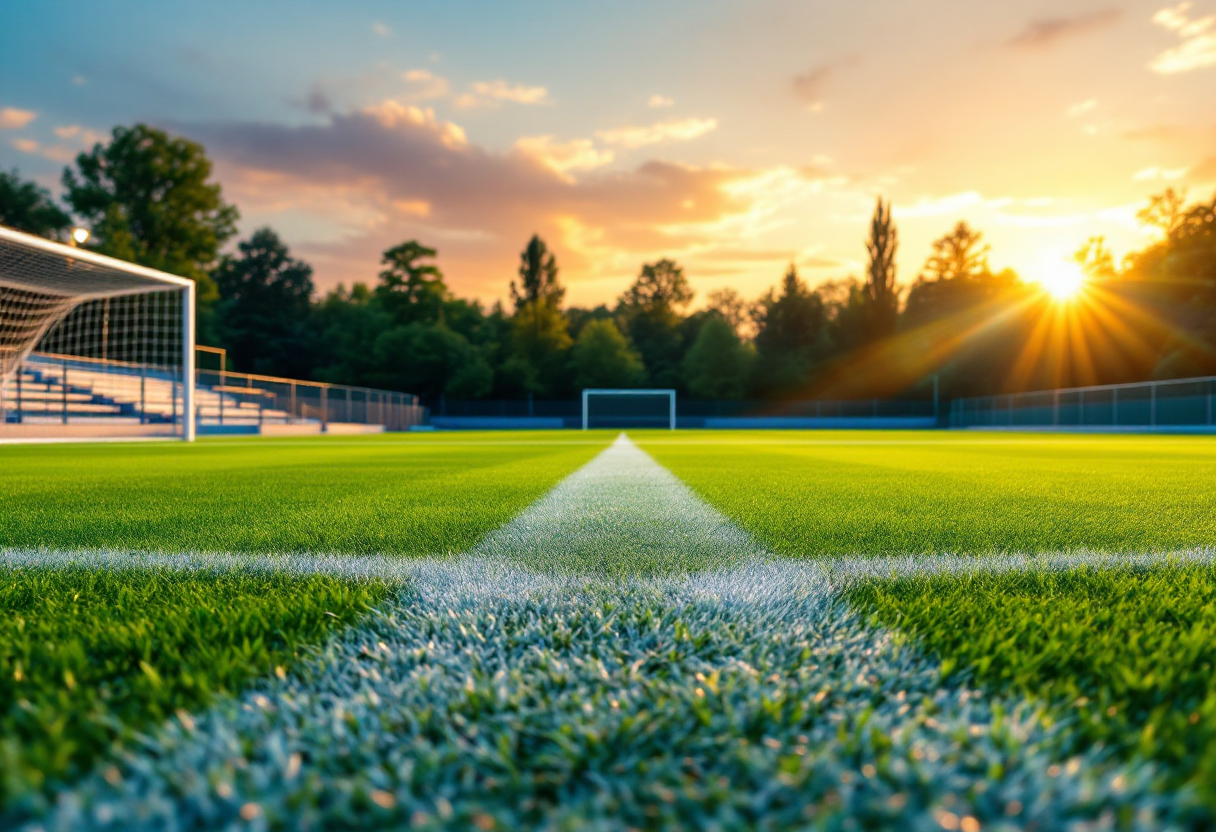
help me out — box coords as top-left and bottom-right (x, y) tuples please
(0, 225), (196, 442)
(581, 388), (676, 431)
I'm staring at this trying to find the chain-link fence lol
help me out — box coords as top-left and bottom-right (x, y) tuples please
(950, 376), (1216, 430)
(194, 367), (425, 431)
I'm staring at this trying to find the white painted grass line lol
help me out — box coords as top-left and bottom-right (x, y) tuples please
(20, 434), (1194, 830)
(5, 543), (1215, 587)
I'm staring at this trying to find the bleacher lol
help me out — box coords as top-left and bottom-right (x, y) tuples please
(2, 355), (300, 427)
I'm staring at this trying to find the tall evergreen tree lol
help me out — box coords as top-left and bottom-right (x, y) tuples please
(864, 197), (899, 341)
(510, 234), (564, 310)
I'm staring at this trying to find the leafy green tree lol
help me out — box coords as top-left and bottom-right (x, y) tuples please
(684, 314), (752, 399)
(371, 324), (491, 398)
(374, 240), (449, 326)
(863, 197), (899, 341)
(752, 265), (827, 395)
(510, 299), (572, 396)
(572, 319), (644, 389)
(704, 288), (750, 337)
(0, 169), (72, 239)
(617, 259), (693, 388)
(61, 124), (238, 339)
(314, 282), (391, 387)
(902, 222), (1014, 329)
(1123, 190), (1216, 377)
(213, 228), (316, 377)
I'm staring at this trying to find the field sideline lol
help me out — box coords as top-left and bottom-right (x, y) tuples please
(2, 430), (1215, 829)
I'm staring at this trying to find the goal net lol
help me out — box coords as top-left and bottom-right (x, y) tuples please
(0, 225), (195, 442)
(582, 388), (676, 430)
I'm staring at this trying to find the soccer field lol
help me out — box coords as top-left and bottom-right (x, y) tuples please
(3, 430), (1215, 829)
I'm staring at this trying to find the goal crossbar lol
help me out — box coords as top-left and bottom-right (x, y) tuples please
(581, 388), (676, 431)
(0, 224), (196, 441)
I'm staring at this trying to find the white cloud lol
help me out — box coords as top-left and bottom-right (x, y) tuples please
(897, 191), (1014, 218)
(648, 94), (674, 108)
(514, 135), (614, 180)
(52, 125), (107, 145)
(596, 117), (718, 149)
(372, 22), (392, 38)
(456, 79), (551, 108)
(403, 69), (450, 100)
(1132, 165), (1189, 180)
(9, 136), (79, 162)
(1067, 99), (1098, 116)
(1150, 3), (1216, 73)
(0, 107), (36, 130)
(363, 100), (467, 148)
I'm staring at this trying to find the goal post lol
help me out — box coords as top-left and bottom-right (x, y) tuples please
(0, 224), (196, 442)
(582, 388), (676, 431)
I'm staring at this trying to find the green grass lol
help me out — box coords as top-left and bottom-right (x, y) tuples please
(846, 562), (1216, 804)
(0, 432), (606, 555)
(638, 431), (1216, 557)
(0, 566), (391, 813)
(0, 432), (609, 814)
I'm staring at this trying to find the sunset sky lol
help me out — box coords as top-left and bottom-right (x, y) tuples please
(2, 0), (1214, 308)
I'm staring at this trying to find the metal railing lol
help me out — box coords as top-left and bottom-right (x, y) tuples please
(3, 352), (186, 436)
(194, 367), (426, 431)
(950, 376), (1216, 430)
(1, 350), (425, 433)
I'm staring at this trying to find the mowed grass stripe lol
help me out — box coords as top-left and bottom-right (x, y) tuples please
(27, 436), (1186, 830)
(0, 433), (611, 820)
(0, 432), (606, 555)
(638, 430), (1216, 557)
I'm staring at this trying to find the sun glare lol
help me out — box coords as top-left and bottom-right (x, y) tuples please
(1035, 258), (1086, 301)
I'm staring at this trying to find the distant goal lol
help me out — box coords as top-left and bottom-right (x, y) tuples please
(0, 225), (196, 442)
(582, 389), (676, 430)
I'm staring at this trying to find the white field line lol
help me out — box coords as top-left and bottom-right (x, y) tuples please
(3, 541), (1213, 587)
(14, 434), (1198, 830)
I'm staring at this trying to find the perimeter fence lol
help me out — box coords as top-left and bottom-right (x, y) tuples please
(195, 367), (425, 431)
(430, 396), (938, 429)
(950, 375), (1216, 431)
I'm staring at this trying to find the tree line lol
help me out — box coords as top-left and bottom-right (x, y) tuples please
(2, 123), (1215, 403)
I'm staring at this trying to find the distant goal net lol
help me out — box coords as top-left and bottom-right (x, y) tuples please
(0, 225), (195, 442)
(582, 389), (676, 430)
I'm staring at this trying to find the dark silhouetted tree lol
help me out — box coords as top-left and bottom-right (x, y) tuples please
(752, 264), (827, 395)
(510, 234), (564, 310)
(375, 240), (449, 326)
(508, 235), (571, 396)
(213, 228), (316, 377)
(617, 258), (693, 388)
(0, 169), (72, 240)
(864, 197), (899, 341)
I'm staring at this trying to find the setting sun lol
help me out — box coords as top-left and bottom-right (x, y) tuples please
(1035, 258), (1087, 301)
